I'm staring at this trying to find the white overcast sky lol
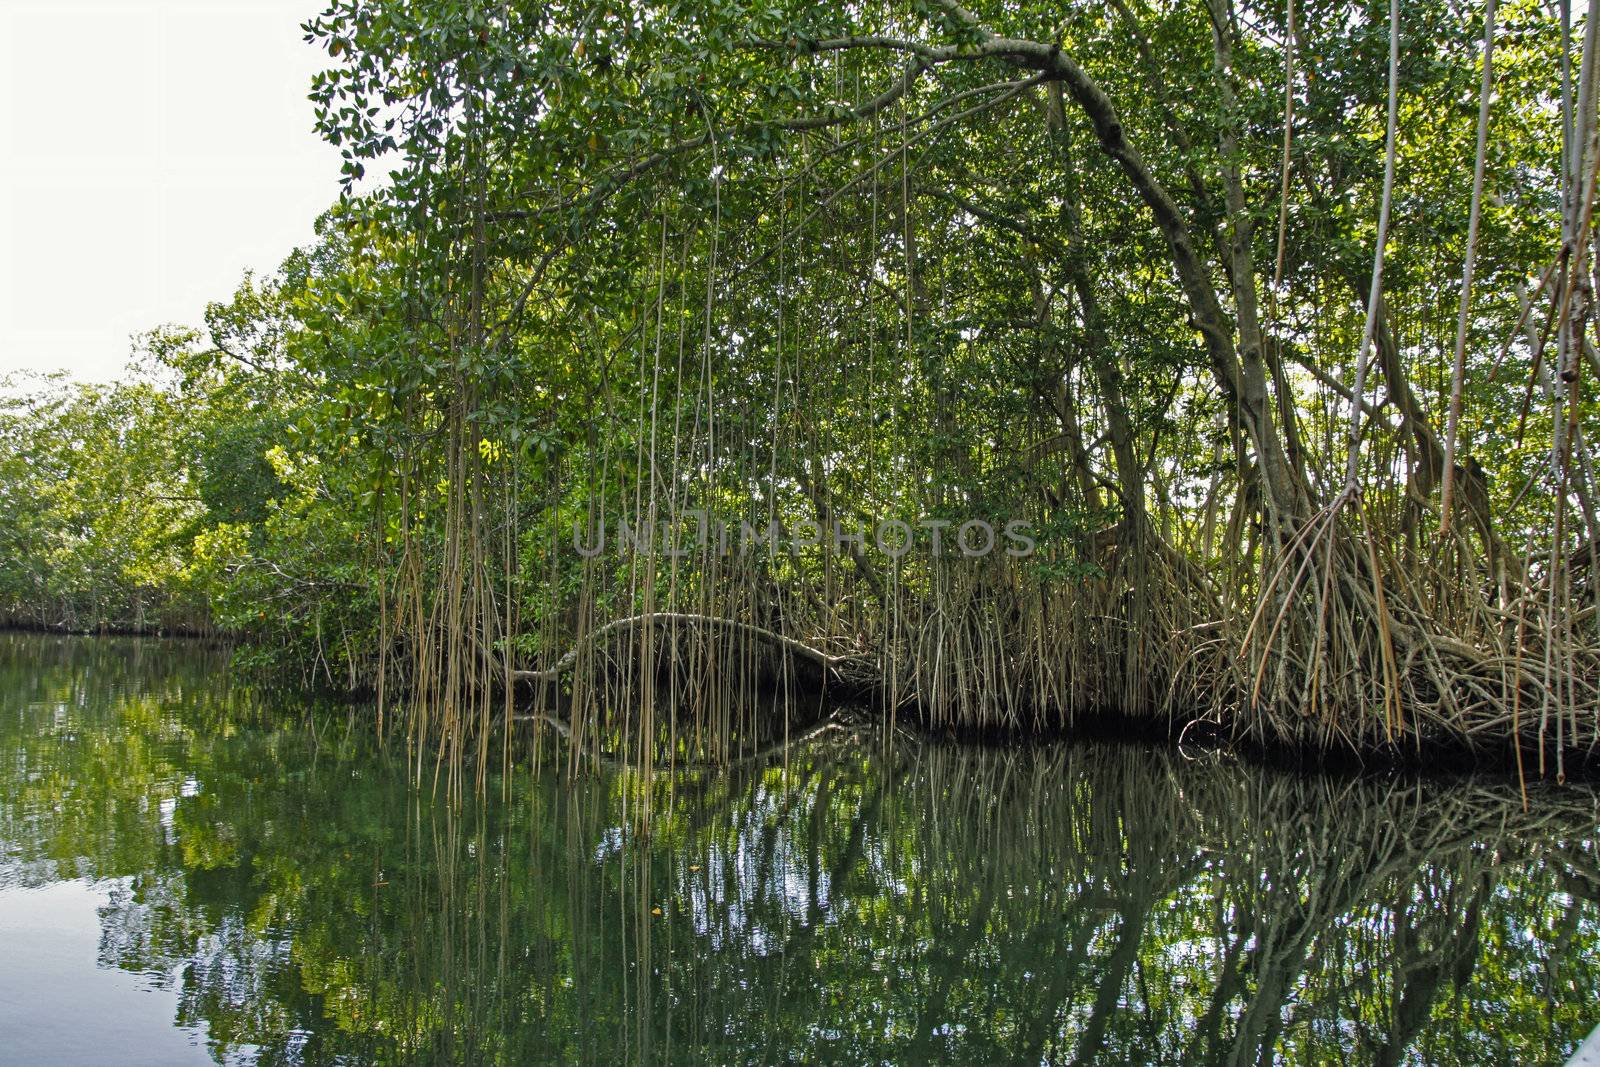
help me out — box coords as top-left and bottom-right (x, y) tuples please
(1, 0), (344, 382)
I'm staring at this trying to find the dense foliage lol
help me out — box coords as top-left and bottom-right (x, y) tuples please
(5, 0), (1600, 765)
(0, 373), (205, 633)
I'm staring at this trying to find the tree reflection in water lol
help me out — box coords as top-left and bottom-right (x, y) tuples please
(1, 633), (1596, 1065)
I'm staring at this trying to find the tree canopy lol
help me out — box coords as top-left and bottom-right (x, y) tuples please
(5, 0), (1599, 771)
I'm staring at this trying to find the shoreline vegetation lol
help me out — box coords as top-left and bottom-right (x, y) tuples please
(6, 624), (1596, 786)
(6, 0), (1600, 783)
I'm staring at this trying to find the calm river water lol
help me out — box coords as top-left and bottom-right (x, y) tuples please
(0, 633), (1597, 1065)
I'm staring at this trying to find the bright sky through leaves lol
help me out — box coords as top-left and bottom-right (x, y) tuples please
(0, 0), (342, 382)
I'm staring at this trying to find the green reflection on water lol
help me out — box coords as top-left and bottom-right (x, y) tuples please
(1, 633), (1597, 1066)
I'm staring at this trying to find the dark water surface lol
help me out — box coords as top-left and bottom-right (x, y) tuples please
(1, 634), (1598, 1065)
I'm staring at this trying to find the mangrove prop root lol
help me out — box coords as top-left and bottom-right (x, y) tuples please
(510, 611), (869, 683)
